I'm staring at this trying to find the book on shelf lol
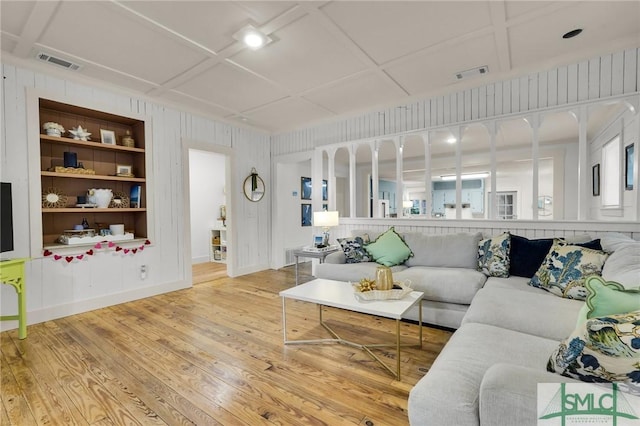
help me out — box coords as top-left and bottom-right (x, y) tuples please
(130, 185), (142, 208)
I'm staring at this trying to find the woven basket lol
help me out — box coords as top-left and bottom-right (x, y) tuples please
(352, 281), (413, 301)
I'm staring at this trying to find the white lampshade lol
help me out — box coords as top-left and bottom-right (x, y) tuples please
(313, 210), (339, 227)
(403, 200), (413, 208)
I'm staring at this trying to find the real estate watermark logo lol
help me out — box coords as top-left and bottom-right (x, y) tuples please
(538, 383), (640, 426)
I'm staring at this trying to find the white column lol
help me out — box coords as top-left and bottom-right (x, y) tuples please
(423, 131), (432, 216)
(452, 127), (462, 219)
(327, 148), (336, 210)
(486, 121), (497, 220)
(577, 106), (589, 220)
(371, 140), (379, 218)
(530, 113), (541, 220)
(349, 144), (356, 218)
(395, 136), (404, 217)
(312, 148), (324, 213)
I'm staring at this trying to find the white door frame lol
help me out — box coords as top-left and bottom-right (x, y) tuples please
(182, 139), (235, 283)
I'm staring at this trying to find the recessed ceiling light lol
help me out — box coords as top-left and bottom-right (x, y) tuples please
(562, 28), (583, 39)
(233, 25), (272, 50)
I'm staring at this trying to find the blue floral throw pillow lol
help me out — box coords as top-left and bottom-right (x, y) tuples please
(529, 239), (609, 300)
(547, 310), (640, 395)
(477, 232), (511, 277)
(338, 236), (371, 264)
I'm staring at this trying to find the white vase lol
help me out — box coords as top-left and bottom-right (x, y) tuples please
(89, 189), (113, 208)
(46, 128), (61, 137)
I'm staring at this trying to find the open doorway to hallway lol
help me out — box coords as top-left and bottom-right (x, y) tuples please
(188, 149), (227, 278)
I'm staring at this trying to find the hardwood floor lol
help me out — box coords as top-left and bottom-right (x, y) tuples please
(192, 262), (227, 285)
(1, 265), (452, 425)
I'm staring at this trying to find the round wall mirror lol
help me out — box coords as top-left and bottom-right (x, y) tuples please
(243, 171), (265, 202)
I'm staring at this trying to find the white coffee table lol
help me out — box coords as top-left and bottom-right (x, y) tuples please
(280, 278), (424, 380)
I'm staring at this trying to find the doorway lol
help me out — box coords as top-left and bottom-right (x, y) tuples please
(187, 148), (229, 281)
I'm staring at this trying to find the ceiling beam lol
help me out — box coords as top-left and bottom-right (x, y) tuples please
(12, 1), (60, 58)
(489, 1), (511, 73)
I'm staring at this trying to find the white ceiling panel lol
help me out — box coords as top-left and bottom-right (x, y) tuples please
(233, 2), (297, 25)
(504, 1), (555, 21)
(80, 65), (158, 96)
(245, 97), (331, 132)
(1, 37), (17, 53)
(120, 1), (279, 53)
(508, 1), (640, 69)
(161, 90), (235, 119)
(173, 62), (288, 112)
(39, 1), (207, 84)
(231, 15), (367, 92)
(303, 71), (405, 115)
(322, 1), (493, 65)
(0, 1), (35, 36)
(385, 34), (499, 95)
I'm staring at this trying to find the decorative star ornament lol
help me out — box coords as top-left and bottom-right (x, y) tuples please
(69, 125), (92, 141)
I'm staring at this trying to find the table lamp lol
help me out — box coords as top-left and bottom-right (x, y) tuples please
(313, 210), (339, 246)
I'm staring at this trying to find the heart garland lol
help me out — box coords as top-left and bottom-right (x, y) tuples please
(44, 240), (151, 263)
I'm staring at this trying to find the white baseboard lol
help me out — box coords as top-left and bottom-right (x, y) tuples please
(0, 280), (191, 332)
(232, 263), (270, 278)
(191, 256), (210, 264)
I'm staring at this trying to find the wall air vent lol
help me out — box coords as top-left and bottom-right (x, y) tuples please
(36, 52), (82, 71)
(455, 65), (488, 81)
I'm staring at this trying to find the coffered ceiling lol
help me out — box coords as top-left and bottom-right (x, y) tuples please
(1, 1), (638, 133)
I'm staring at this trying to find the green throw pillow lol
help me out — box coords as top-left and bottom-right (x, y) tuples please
(365, 227), (413, 267)
(584, 275), (640, 319)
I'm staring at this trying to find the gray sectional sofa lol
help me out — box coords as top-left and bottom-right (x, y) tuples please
(314, 229), (639, 425)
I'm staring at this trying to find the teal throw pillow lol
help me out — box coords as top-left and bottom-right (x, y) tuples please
(365, 227), (413, 267)
(477, 232), (511, 277)
(584, 275), (640, 319)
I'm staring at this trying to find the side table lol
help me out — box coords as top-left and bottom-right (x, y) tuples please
(0, 258), (28, 339)
(293, 248), (339, 285)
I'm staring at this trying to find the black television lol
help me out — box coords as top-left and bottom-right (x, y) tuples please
(1, 182), (14, 253)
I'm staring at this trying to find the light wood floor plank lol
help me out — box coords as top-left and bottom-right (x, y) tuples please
(0, 266), (452, 425)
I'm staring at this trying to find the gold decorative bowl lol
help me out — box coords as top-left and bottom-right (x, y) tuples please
(352, 281), (413, 301)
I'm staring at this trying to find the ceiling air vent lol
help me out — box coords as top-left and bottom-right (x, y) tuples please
(36, 52), (82, 71)
(455, 65), (488, 81)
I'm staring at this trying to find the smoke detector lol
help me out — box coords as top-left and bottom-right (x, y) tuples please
(455, 65), (488, 81)
(36, 52), (82, 71)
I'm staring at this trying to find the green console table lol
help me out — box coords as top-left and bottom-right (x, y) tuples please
(0, 258), (28, 339)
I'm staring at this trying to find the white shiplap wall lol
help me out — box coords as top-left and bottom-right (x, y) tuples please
(1, 63), (271, 330)
(272, 48), (640, 154)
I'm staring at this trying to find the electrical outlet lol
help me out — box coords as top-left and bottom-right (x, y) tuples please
(140, 265), (147, 280)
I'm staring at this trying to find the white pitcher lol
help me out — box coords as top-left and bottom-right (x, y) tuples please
(88, 188), (113, 208)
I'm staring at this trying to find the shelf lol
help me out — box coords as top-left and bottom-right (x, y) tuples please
(42, 208), (147, 213)
(40, 134), (145, 153)
(44, 237), (148, 251)
(41, 171), (146, 182)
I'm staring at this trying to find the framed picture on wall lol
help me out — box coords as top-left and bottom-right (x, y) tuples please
(625, 143), (634, 190)
(301, 204), (312, 226)
(322, 179), (328, 201)
(592, 164), (600, 196)
(301, 177), (312, 200)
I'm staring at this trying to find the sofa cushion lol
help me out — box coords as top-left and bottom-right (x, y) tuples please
(394, 267), (486, 305)
(529, 240), (609, 300)
(337, 236), (371, 263)
(364, 227), (413, 266)
(484, 276), (543, 294)
(408, 323), (559, 426)
(509, 234), (554, 278)
(314, 261), (407, 283)
(404, 232), (482, 269)
(477, 232), (511, 277)
(462, 286), (584, 341)
(547, 310), (640, 393)
(584, 276), (640, 319)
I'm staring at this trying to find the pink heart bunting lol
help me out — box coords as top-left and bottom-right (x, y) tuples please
(94, 243), (102, 249)
(54, 254), (62, 260)
(132, 248), (137, 254)
(124, 249), (130, 254)
(108, 242), (115, 248)
(65, 256), (74, 263)
(76, 255), (84, 260)
(145, 240), (151, 245)
(139, 246), (144, 251)
(43, 249), (53, 256)
(115, 246), (122, 252)
(86, 249), (94, 256)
